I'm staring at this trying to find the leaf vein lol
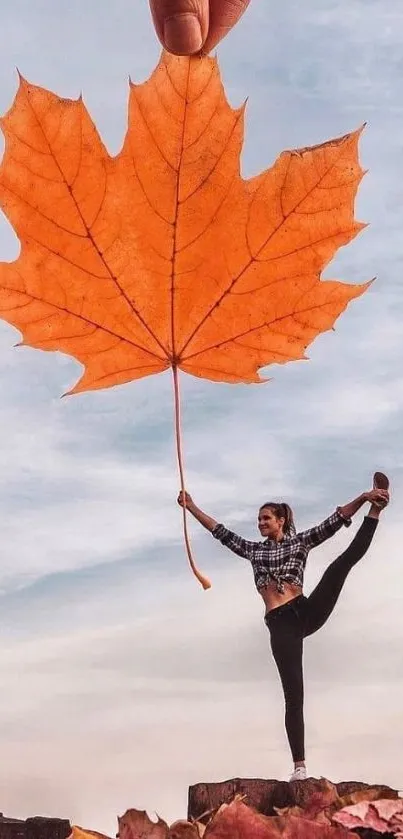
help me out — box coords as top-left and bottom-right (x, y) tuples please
(179, 109), (242, 205)
(180, 137), (357, 355)
(21, 84), (170, 358)
(3, 277), (167, 362)
(182, 301), (344, 361)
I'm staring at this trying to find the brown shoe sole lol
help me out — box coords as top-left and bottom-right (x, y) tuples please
(373, 471), (390, 491)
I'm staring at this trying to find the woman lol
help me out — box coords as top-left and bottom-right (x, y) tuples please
(177, 472), (389, 781)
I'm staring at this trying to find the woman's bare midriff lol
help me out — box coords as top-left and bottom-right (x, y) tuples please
(258, 580), (303, 614)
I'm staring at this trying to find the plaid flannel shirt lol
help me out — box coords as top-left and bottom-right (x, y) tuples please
(212, 509), (351, 593)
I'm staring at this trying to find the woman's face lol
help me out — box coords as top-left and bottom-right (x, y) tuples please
(258, 506), (285, 539)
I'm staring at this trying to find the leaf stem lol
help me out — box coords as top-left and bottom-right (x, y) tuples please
(172, 365), (211, 590)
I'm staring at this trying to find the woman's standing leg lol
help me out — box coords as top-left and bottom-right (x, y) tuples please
(303, 505), (382, 639)
(266, 603), (305, 767)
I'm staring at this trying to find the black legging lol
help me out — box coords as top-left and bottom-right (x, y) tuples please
(264, 515), (378, 762)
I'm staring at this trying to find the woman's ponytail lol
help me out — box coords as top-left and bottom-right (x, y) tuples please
(281, 503), (296, 535)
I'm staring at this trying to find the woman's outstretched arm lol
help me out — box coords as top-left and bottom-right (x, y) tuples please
(298, 489), (389, 549)
(177, 490), (218, 531)
(177, 491), (256, 560)
(338, 491), (377, 521)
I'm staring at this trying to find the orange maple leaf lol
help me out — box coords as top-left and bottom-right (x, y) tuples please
(0, 54), (368, 588)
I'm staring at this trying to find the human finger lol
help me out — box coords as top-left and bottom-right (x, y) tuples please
(203, 0), (251, 53)
(149, 0), (209, 55)
(368, 488), (388, 500)
(373, 491), (389, 507)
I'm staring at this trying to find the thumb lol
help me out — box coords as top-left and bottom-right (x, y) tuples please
(149, 0), (209, 55)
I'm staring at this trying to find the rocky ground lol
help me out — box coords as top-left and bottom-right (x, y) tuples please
(2, 777), (403, 839)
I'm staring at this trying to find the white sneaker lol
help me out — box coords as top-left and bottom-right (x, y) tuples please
(289, 766), (307, 781)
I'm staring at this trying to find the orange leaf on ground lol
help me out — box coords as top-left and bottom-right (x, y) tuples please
(118, 809), (168, 839)
(203, 799), (357, 839)
(282, 815), (356, 839)
(204, 799), (280, 838)
(70, 829), (112, 839)
(333, 797), (403, 836)
(169, 820), (203, 838)
(337, 785), (398, 810)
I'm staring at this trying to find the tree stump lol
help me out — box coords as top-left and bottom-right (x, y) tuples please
(25, 818), (71, 839)
(0, 817), (26, 839)
(0, 817), (71, 839)
(187, 777), (399, 824)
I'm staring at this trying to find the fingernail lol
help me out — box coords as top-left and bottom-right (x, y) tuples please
(163, 13), (203, 54)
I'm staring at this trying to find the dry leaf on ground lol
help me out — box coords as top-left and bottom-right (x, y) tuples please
(203, 798), (356, 839)
(118, 808), (168, 839)
(70, 828), (112, 839)
(169, 820), (203, 838)
(333, 797), (403, 836)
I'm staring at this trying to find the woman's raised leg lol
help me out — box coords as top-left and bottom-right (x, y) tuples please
(303, 508), (381, 638)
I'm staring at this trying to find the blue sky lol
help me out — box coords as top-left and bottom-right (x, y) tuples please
(0, 0), (402, 834)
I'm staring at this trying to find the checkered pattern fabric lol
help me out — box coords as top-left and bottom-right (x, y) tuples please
(212, 509), (351, 592)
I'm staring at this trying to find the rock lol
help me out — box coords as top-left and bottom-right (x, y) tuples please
(25, 818), (71, 839)
(0, 816), (71, 839)
(187, 778), (399, 824)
